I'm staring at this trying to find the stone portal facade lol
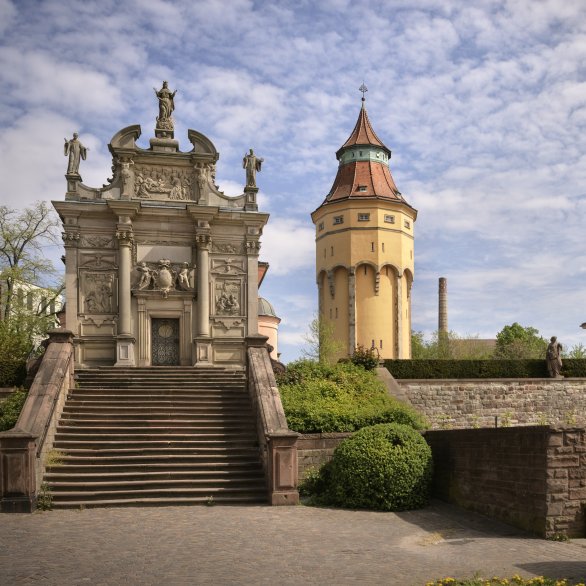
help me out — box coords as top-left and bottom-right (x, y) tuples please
(53, 86), (268, 368)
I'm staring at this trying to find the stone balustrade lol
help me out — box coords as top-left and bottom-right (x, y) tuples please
(246, 336), (299, 505)
(0, 329), (74, 512)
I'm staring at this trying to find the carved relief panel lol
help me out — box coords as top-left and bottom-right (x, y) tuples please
(133, 164), (194, 201)
(80, 271), (117, 314)
(210, 256), (246, 338)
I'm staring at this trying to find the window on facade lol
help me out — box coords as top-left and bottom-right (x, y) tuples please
(331, 246), (334, 256)
(358, 213), (370, 221)
(335, 307), (338, 318)
(318, 222), (324, 231)
(371, 339), (375, 348)
(329, 308), (332, 318)
(380, 340), (383, 349)
(384, 215), (395, 224)
(404, 219), (411, 229)
(371, 242), (374, 252)
(333, 215), (344, 225)
(382, 243), (385, 252)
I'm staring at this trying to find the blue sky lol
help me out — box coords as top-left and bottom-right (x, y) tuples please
(1, 0), (586, 362)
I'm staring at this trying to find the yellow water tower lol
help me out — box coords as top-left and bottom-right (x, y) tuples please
(311, 92), (417, 360)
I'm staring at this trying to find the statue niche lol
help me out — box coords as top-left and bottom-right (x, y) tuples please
(134, 259), (193, 298)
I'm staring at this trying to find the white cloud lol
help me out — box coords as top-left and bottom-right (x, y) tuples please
(261, 218), (315, 276)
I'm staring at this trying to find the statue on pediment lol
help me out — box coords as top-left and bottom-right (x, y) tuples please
(154, 81), (177, 130)
(243, 148), (263, 188)
(64, 133), (88, 175)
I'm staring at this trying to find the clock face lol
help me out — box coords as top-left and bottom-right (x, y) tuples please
(158, 323), (173, 338)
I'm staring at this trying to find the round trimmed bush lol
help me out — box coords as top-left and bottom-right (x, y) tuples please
(322, 423), (433, 511)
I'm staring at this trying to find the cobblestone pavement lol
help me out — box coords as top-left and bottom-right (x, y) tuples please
(1, 501), (585, 585)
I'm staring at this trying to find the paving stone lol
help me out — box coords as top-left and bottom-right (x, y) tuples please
(1, 501), (586, 585)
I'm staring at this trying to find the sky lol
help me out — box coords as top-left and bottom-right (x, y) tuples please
(1, 0), (586, 362)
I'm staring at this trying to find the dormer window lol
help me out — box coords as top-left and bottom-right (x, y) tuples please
(356, 185), (367, 192)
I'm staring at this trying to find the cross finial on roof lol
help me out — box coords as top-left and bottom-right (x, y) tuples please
(359, 82), (368, 101)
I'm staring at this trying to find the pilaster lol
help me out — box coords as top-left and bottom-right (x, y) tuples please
(245, 233), (261, 336)
(194, 226), (212, 365)
(115, 223), (135, 366)
(348, 267), (356, 355)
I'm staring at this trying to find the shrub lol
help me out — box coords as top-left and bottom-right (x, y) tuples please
(385, 359), (586, 379)
(0, 388), (28, 431)
(0, 359), (27, 387)
(278, 360), (426, 433)
(317, 423), (432, 511)
(351, 345), (379, 370)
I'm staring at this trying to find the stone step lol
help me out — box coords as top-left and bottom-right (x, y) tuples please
(50, 445), (258, 458)
(46, 471), (264, 484)
(59, 416), (254, 425)
(48, 486), (266, 503)
(46, 461), (263, 473)
(54, 438), (258, 449)
(56, 424), (256, 434)
(50, 494), (265, 509)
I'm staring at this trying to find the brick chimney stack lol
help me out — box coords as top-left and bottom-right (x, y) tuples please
(439, 277), (448, 334)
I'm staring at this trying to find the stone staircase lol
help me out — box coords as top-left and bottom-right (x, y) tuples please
(44, 367), (267, 508)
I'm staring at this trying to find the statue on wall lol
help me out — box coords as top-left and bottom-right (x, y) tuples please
(243, 148), (263, 188)
(546, 336), (563, 378)
(64, 133), (88, 175)
(177, 262), (191, 290)
(136, 262), (154, 290)
(154, 81), (177, 130)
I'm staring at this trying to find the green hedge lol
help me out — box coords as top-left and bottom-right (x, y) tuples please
(315, 423), (433, 511)
(0, 359), (27, 387)
(384, 359), (586, 379)
(277, 360), (426, 433)
(0, 389), (27, 431)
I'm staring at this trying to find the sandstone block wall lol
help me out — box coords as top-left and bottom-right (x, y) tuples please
(425, 426), (586, 538)
(297, 433), (352, 480)
(399, 379), (586, 430)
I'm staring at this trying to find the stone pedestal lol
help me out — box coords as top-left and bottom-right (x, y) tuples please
(0, 430), (37, 513)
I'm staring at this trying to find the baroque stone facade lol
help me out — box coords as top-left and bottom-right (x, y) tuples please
(53, 88), (267, 368)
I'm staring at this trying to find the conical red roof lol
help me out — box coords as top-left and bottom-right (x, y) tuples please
(340, 99), (387, 150)
(319, 101), (408, 207)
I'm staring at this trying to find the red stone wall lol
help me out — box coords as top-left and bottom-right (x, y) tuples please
(399, 379), (586, 430)
(425, 426), (586, 538)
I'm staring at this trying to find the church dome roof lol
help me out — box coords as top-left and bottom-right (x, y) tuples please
(258, 297), (278, 318)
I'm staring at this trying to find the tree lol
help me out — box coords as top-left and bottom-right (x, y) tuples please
(0, 202), (62, 358)
(493, 322), (547, 359)
(303, 315), (344, 365)
(564, 343), (586, 359)
(411, 330), (493, 360)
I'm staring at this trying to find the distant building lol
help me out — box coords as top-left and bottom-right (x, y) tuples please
(311, 96), (417, 360)
(0, 279), (61, 324)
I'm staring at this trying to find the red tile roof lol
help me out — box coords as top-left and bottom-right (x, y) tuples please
(340, 100), (387, 150)
(325, 160), (403, 203)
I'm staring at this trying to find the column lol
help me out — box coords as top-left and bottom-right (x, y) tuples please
(114, 224), (135, 366)
(61, 226), (79, 338)
(196, 232), (211, 337)
(194, 229), (211, 365)
(246, 236), (261, 335)
(348, 267), (356, 356)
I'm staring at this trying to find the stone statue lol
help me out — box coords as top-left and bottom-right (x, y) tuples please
(136, 262), (153, 290)
(154, 81), (177, 130)
(243, 148), (264, 188)
(177, 262), (191, 290)
(64, 133), (88, 175)
(546, 336), (563, 378)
